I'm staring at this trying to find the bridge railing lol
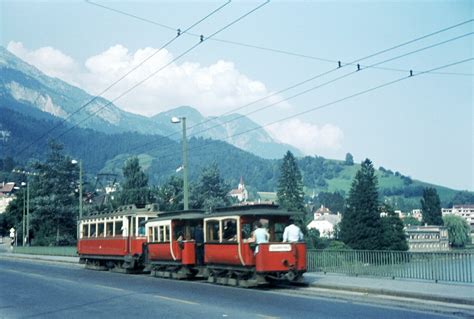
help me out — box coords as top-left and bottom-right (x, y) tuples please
(12, 246), (77, 257)
(307, 249), (474, 283)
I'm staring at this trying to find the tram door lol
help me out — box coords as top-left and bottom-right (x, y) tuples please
(127, 216), (133, 254)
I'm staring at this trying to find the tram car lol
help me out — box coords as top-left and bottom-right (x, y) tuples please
(144, 204), (307, 287)
(77, 204), (161, 273)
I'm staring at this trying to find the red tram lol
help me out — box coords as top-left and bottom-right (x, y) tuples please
(144, 204), (306, 287)
(77, 204), (307, 287)
(77, 204), (160, 273)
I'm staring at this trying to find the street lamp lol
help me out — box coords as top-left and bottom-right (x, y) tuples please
(14, 182), (27, 246)
(11, 169), (35, 245)
(72, 160), (83, 240)
(171, 116), (189, 210)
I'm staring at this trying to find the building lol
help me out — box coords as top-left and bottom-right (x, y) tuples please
(228, 177), (248, 203)
(307, 205), (341, 238)
(0, 182), (16, 214)
(411, 209), (423, 221)
(442, 204), (474, 239)
(405, 225), (449, 251)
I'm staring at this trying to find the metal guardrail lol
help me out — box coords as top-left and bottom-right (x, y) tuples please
(307, 249), (474, 283)
(9, 246), (474, 283)
(12, 246), (78, 257)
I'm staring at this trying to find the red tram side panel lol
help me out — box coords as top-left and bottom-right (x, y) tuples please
(77, 204), (160, 272)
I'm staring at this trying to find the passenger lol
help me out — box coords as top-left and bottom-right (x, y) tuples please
(223, 220), (236, 241)
(283, 221), (304, 243)
(252, 221), (269, 254)
(193, 224), (204, 265)
(176, 231), (184, 242)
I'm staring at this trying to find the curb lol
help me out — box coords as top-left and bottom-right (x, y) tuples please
(309, 282), (474, 306)
(0, 253), (80, 265)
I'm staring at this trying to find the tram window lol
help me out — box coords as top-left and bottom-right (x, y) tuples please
(138, 217), (146, 236)
(98, 223), (105, 237)
(82, 224), (89, 238)
(147, 227), (153, 242)
(131, 218), (136, 237)
(206, 220), (220, 242)
(153, 227), (158, 242)
(223, 219), (237, 241)
(90, 224), (97, 237)
(159, 225), (165, 242)
(241, 223), (252, 241)
(273, 223), (285, 242)
(115, 221), (123, 236)
(174, 223), (184, 241)
(106, 222), (113, 236)
(165, 225), (170, 242)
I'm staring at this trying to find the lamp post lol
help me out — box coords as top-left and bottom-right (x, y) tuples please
(171, 116), (189, 210)
(15, 182), (27, 246)
(11, 169), (36, 245)
(72, 160), (83, 239)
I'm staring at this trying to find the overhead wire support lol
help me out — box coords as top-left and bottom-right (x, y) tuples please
(110, 30), (473, 159)
(85, 1), (473, 76)
(161, 57), (473, 162)
(55, 0), (270, 140)
(15, 0), (232, 157)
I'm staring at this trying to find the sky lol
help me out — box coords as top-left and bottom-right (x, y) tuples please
(0, 0), (473, 191)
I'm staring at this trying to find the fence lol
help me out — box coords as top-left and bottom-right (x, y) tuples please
(13, 246), (77, 257)
(307, 249), (474, 283)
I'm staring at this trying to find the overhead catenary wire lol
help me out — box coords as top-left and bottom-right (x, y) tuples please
(147, 57), (473, 165)
(104, 29), (474, 161)
(54, 0), (270, 140)
(14, 0), (232, 157)
(86, 1), (474, 76)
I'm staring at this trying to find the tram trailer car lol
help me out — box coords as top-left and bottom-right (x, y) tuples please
(144, 205), (307, 287)
(77, 204), (161, 273)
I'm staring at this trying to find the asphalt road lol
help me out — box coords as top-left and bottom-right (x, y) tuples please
(0, 258), (460, 319)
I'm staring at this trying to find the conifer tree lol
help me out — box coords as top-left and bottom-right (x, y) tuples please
(277, 151), (305, 212)
(340, 158), (383, 250)
(421, 187), (443, 225)
(191, 163), (230, 210)
(380, 204), (408, 251)
(118, 157), (151, 206)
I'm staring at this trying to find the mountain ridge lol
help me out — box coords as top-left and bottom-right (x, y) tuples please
(0, 46), (303, 159)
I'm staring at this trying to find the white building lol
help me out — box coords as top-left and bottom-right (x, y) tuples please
(228, 177), (248, 202)
(307, 205), (341, 238)
(442, 204), (474, 239)
(0, 182), (16, 214)
(405, 225), (449, 251)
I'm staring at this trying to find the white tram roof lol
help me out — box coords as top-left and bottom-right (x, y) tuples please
(146, 204), (301, 224)
(80, 204), (161, 221)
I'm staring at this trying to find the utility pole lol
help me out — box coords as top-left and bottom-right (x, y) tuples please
(22, 187), (25, 246)
(26, 181), (30, 245)
(182, 117), (189, 210)
(171, 116), (189, 210)
(79, 160), (83, 220)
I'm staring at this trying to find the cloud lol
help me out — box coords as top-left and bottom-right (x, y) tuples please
(7, 41), (79, 85)
(266, 119), (344, 154)
(7, 42), (291, 117)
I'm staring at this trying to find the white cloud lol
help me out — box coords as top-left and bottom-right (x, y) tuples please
(7, 42), (290, 117)
(266, 119), (344, 154)
(7, 41), (79, 85)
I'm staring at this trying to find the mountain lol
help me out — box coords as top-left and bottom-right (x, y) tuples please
(0, 46), (167, 136)
(151, 105), (303, 159)
(0, 47), (303, 159)
(1, 106), (468, 211)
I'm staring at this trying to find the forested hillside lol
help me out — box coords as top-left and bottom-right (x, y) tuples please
(0, 107), (468, 211)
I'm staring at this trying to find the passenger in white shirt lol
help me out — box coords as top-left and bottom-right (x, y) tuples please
(283, 223), (304, 243)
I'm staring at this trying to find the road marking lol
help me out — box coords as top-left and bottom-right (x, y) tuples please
(154, 295), (199, 305)
(257, 315), (280, 319)
(94, 284), (126, 292)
